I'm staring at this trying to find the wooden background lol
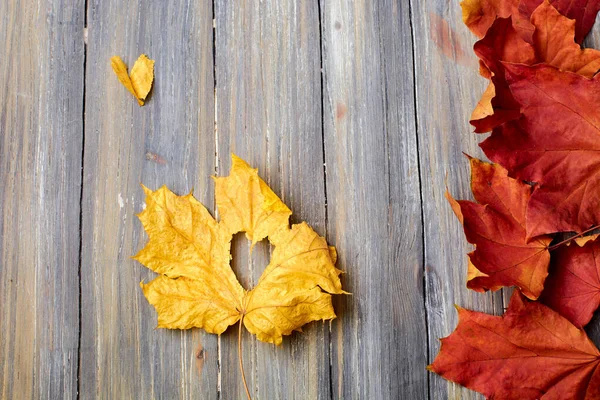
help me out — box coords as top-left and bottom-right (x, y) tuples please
(3, 0), (600, 399)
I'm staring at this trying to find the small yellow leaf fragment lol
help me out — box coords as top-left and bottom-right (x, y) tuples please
(130, 54), (155, 103)
(110, 56), (137, 100)
(328, 246), (338, 265)
(573, 234), (600, 247)
(110, 54), (154, 106)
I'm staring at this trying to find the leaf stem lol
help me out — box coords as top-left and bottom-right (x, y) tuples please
(238, 316), (252, 400)
(548, 225), (600, 251)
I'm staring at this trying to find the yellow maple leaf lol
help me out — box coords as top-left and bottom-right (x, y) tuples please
(110, 54), (154, 106)
(134, 155), (345, 346)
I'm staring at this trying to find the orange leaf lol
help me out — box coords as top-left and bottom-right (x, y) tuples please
(532, 1), (600, 77)
(520, 0), (600, 43)
(469, 82), (495, 122)
(460, 0), (532, 41)
(447, 157), (552, 299)
(461, 0), (600, 44)
(429, 292), (600, 399)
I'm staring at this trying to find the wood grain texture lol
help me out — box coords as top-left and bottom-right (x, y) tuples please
(79, 0), (217, 398)
(320, 1), (428, 398)
(0, 1), (84, 398)
(214, 1), (329, 398)
(409, 1), (505, 399)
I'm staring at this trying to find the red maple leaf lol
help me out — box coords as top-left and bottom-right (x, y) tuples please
(429, 292), (600, 399)
(447, 157), (552, 299)
(470, 1), (600, 132)
(460, 0), (531, 40)
(471, 17), (536, 132)
(481, 63), (600, 237)
(520, 0), (600, 43)
(541, 236), (600, 327)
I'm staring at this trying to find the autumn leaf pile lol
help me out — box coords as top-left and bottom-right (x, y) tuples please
(428, 0), (600, 398)
(111, 54), (154, 106)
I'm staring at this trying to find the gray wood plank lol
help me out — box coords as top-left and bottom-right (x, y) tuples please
(79, 1), (217, 398)
(320, 1), (428, 398)
(0, 1), (84, 399)
(214, 1), (328, 398)
(409, 1), (505, 399)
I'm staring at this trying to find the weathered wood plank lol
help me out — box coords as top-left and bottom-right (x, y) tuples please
(79, 1), (217, 398)
(0, 1), (84, 399)
(320, 1), (428, 398)
(214, 1), (328, 398)
(409, 1), (505, 399)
